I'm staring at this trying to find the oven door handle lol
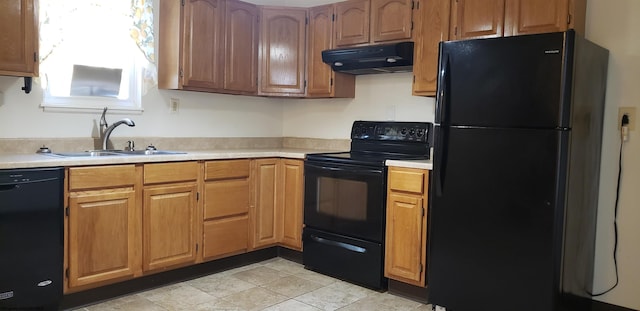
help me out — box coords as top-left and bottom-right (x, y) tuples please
(311, 235), (367, 253)
(305, 162), (383, 175)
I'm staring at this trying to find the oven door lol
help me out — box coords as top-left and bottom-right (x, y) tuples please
(304, 160), (386, 242)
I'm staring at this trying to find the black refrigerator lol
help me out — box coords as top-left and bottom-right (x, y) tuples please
(427, 30), (609, 311)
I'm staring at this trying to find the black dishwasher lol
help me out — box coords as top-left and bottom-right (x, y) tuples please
(0, 167), (64, 310)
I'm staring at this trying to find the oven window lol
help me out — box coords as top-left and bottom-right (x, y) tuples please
(317, 177), (368, 221)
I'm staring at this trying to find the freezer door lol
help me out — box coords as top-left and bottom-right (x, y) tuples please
(435, 31), (571, 128)
(428, 126), (568, 311)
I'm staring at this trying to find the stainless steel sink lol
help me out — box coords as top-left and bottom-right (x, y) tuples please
(113, 150), (187, 155)
(45, 150), (186, 157)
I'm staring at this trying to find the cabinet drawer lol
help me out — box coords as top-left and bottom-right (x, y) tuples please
(204, 159), (250, 180)
(202, 216), (248, 260)
(204, 179), (250, 219)
(144, 162), (198, 184)
(388, 168), (426, 194)
(69, 165), (136, 191)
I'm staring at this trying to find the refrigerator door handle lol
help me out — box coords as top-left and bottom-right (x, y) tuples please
(435, 54), (451, 124)
(433, 125), (448, 196)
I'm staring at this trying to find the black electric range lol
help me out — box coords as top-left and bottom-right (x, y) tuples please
(303, 121), (432, 290)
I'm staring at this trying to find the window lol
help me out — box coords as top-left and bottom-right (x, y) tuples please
(39, 0), (155, 111)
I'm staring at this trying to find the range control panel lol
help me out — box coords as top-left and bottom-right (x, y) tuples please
(351, 121), (433, 143)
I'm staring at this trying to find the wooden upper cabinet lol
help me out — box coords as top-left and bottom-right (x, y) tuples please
(307, 5), (334, 97)
(412, 0), (450, 97)
(335, 0), (371, 47)
(0, 0), (38, 77)
(224, 0), (259, 93)
(504, 0), (569, 36)
(259, 7), (307, 96)
(371, 0), (413, 43)
(307, 4), (356, 99)
(450, 0), (505, 40)
(182, 0), (225, 90)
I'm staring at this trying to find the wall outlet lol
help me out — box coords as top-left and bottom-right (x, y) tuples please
(618, 107), (636, 130)
(170, 98), (180, 113)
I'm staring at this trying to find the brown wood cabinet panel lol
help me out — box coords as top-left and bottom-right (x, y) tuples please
(259, 7), (307, 96)
(182, 0), (225, 89)
(143, 184), (198, 272)
(224, 0), (259, 93)
(204, 159), (250, 180)
(450, 0), (505, 40)
(307, 5), (356, 98)
(385, 167), (429, 287)
(69, 165), (136, 191)
(0, 0), (38, 77)
(307, 5), (335, 97)
(68, 189), (138, 288)
(385, 192), (426, 286)
(335, 0), (371, 47)
(504, 0), (569, 36)
(203, 215), (249, 260)
(204, 179), (250, 219)
(251, 158), (280, 248)
(143, 162), (199, 185)
(371, 0), (413, 43)
(412, 0), (450, 96)
(279, 159), (304, 250)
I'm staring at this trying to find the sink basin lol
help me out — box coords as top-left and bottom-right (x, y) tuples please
(114, 150), (187, 155)
(49, 151), (124, 157)
(45, 150), (187, 157)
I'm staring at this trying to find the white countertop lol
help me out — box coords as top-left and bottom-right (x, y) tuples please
(0, 148), (340, 170)
(385, 159), (433, 170)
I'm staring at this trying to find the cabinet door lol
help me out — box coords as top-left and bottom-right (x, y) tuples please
(204, 179), (250, 219)
(307, 5), (335, 97)
(225, 0), (259, 93)
(504, 0), (569, 36)
(68, 190), (138, 288)
(385, 192), (427, 286)
(335, 0), (370, 47)
(0, 0), (38, 77)
(251, 158), (280, 248)
(412, 0), (450, 97)
(182, 0), (225, 90)
(143, 184), (197, 272)
(259, 8), (307, 96)
(371, 0), (413, 43)
(450, 0), (505, 40)
(280, 159), (304, 250)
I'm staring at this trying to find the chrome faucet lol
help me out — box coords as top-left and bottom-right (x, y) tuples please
(100, 107), (135, 150)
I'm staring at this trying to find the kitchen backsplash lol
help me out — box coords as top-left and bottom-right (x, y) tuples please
(0, 137), (350, 154)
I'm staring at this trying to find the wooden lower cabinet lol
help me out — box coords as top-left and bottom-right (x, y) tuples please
(202, 160), (251, 260)
(66, 165), (141, 292)
(251, 158), (280, 248)
(279, 159), (304, 250)
(142, 162), (200, 272)
(384, 166), (429, 287)
(142, 184), (198, 272)
(251, 158), (305, 250)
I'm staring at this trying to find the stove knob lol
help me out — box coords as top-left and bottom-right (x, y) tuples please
(416, 129), (425, 137)
(400, 128), (408, 135)
(409, 129), (416, 136)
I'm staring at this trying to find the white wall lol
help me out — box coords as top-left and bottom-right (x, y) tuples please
(0, 77), (284, 138)
(282, 73), (434, 139)
(586, 0), (640, 309)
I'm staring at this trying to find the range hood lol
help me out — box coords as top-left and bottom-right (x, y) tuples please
(321, 41), (414, 75)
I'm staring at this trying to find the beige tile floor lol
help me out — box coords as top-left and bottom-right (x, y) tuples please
(76, 258), (434, 311)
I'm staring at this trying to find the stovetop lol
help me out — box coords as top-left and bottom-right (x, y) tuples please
(306, 121), (433, 167)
